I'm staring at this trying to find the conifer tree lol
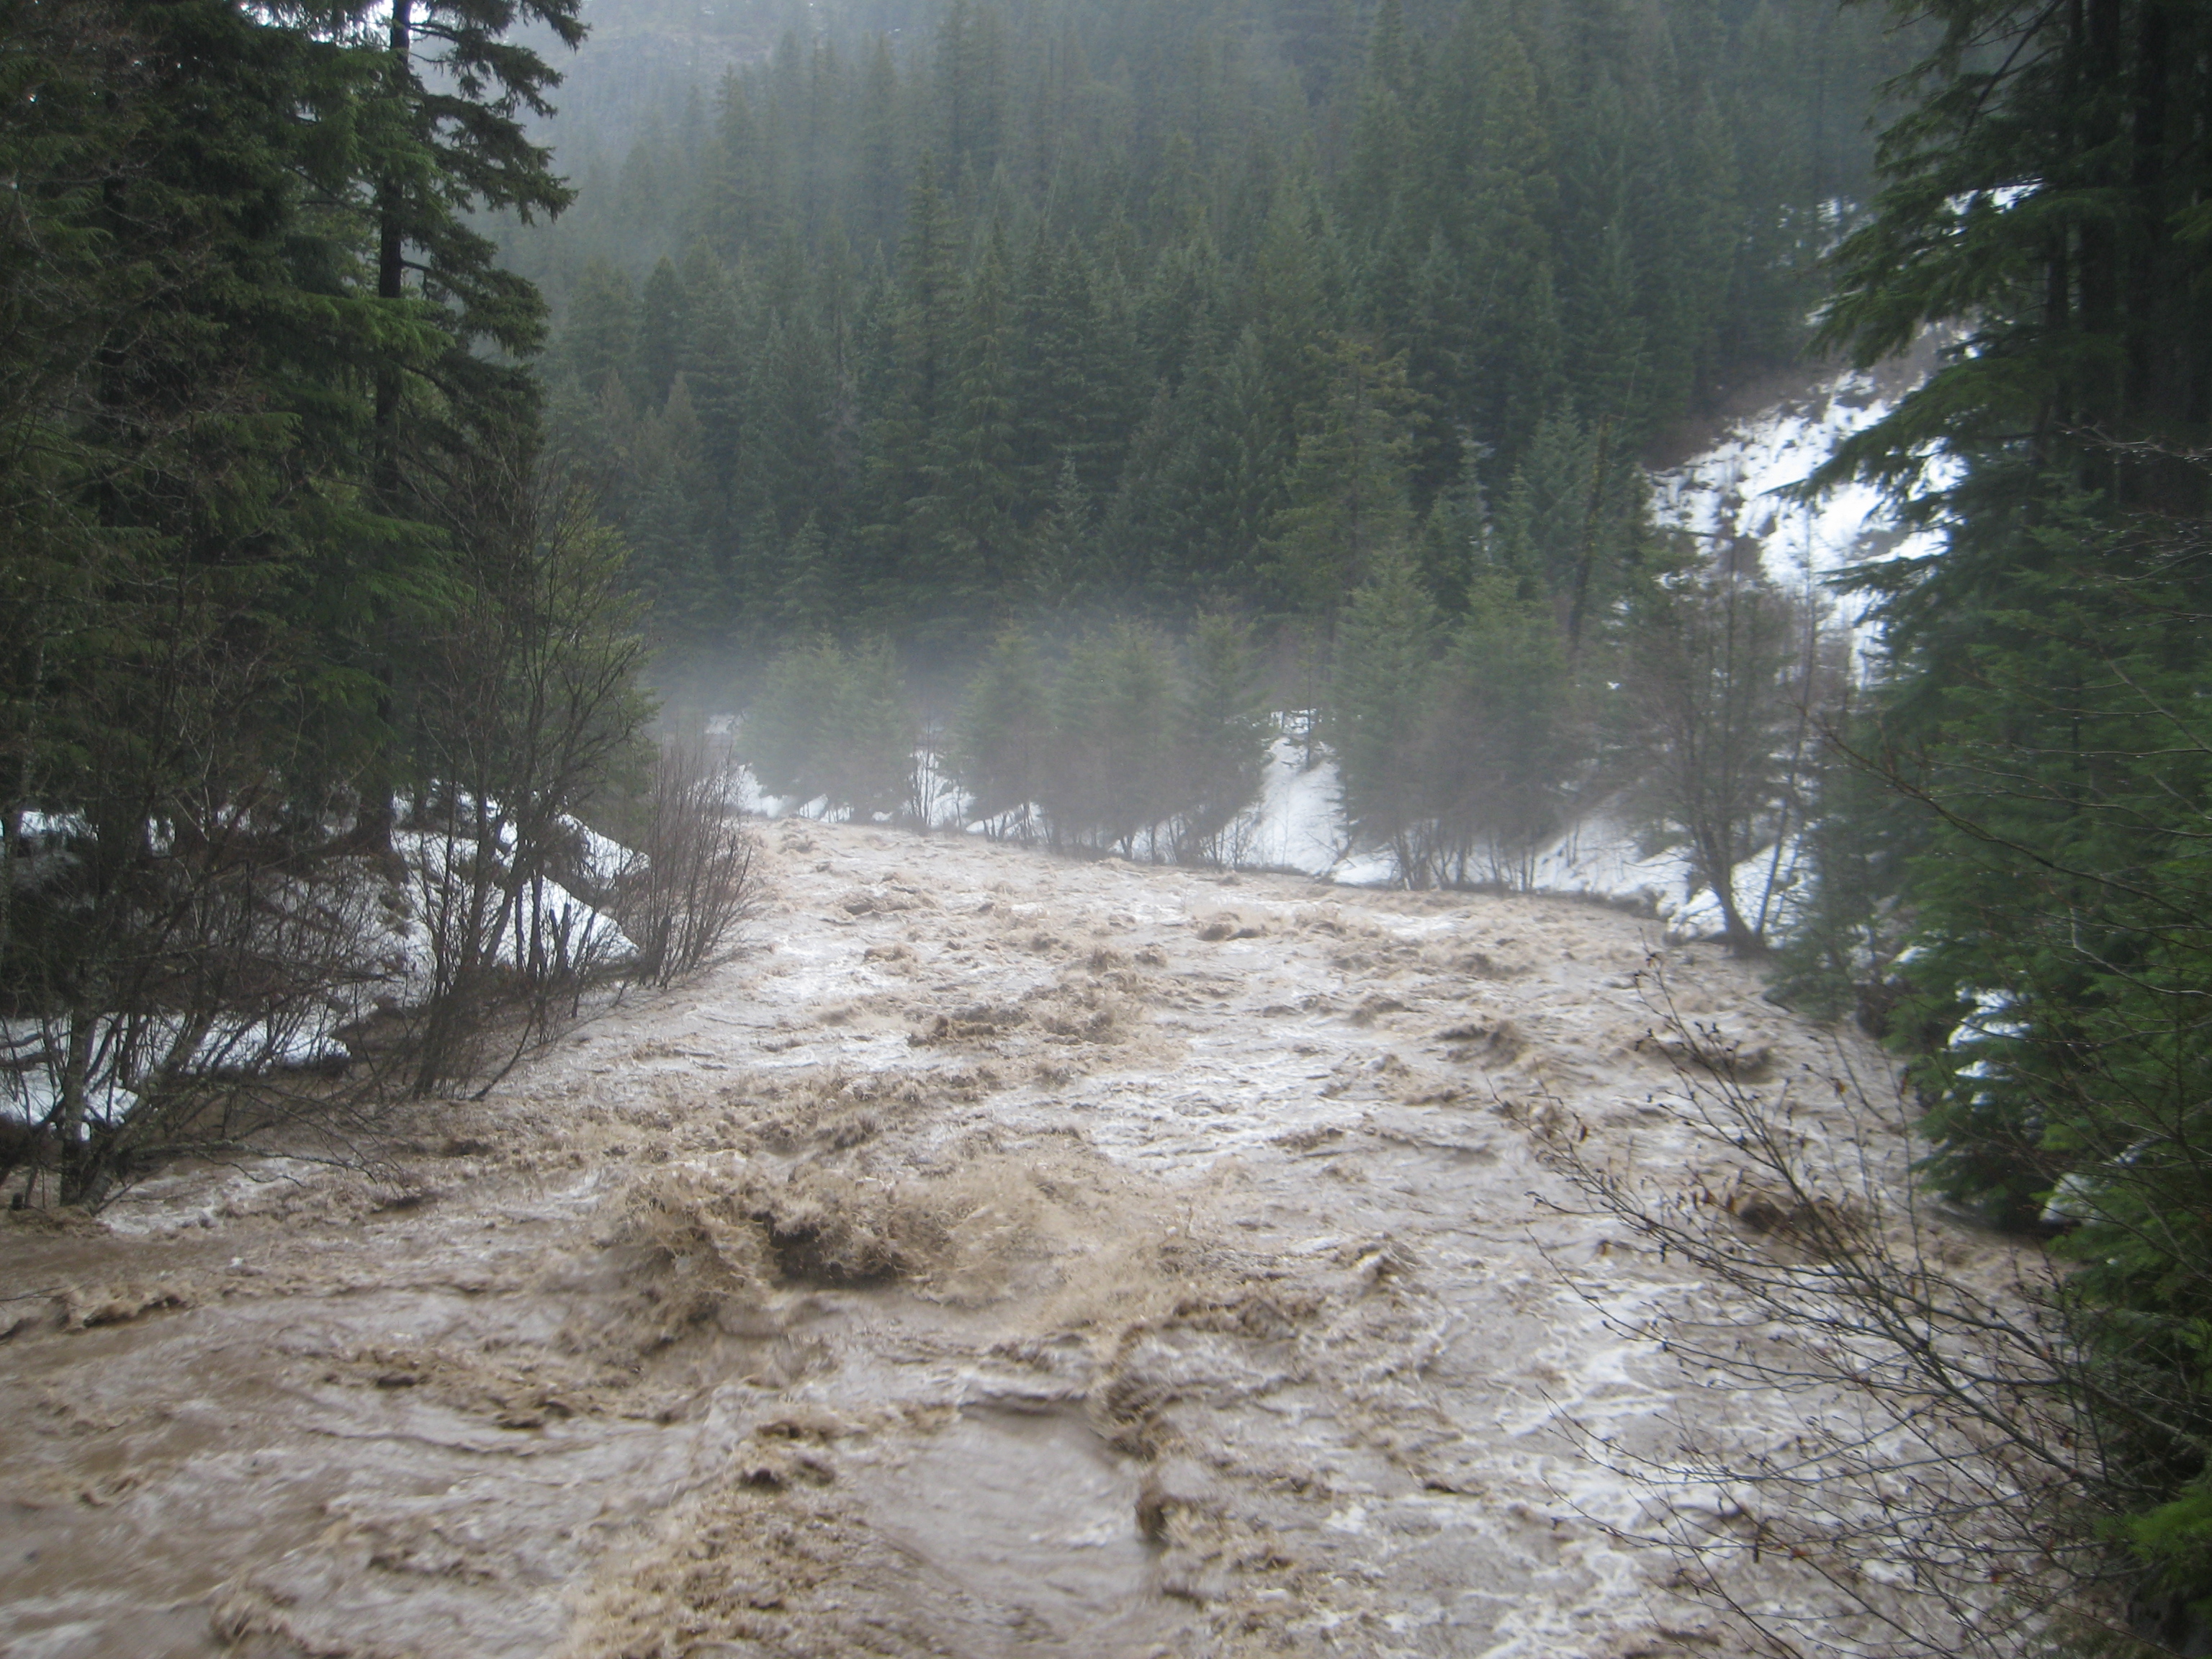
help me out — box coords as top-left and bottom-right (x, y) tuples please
(1344, 0), (1417, 250)
(706, 81), (766, 259)
(1264, 337), (1417, 625)
(742, 639), (842, 804)
(920, 217), (1022, 613)
(1493, 410), (1642, 646)
(1173, 613), (1273, 863)
(636, 256), (689, 409)
(825, 638), (917, 819)
(1462, 25), (1563, 465)
(743, 636), (914, 819)
(1416, 448), (1488, 616)
(0, 0), (666, 1197)
(857, 37), (902, 250)
(860, 159), (963, 603)
(1029, 454), (1095, 619)
(1430, 575), (1578, 883)
(522, 0), (1902, 649)
(1330, 552), (1441, 882)
(773, 515), (832, 637)
(955, 626), (1051, 829)
(742, 309), (838, 542)
(627, 467), (713, 642)
(563, 262), (639, 398)
(356, 0), (583, 494)
(1044, 624), (1177, 856)
(1776, 0), (2212, 1605)
(682, 262), (747, 488)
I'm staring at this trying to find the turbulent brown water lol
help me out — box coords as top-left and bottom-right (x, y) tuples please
(1, 821), (1916, 1658)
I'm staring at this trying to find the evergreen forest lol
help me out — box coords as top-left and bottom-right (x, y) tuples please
(513, 0), (1902, 657)
(8, 0), (2212, 1645)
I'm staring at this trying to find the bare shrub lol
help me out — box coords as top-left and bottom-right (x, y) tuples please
(618, 739), (760, 989)
(1619, 556), (1847, 953)
(1545, 963), (2136, 1658)
(1, 447), (660, 1207)
(1, 793), (408, 1208)
(392, 798), (636, 1098)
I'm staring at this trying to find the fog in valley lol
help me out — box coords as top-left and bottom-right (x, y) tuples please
(6, 0), (2211, 1654)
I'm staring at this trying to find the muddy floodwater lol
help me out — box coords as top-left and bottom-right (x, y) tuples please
(1, 822), (1906, 1657)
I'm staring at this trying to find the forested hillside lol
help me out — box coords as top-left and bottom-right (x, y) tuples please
(0, 0), (747, 1206)
(501, 0), (1903, 655)
(14, 0), (2212, 1645)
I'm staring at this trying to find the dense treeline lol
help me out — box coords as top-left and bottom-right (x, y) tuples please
(1768, 0), (2212, 1632)
(728, 613), (1277, 863)
(0, 0), (745, 1207)
(506, 0), (1901, 655)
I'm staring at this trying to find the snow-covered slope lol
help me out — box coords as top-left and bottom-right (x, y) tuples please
(1650, 361), (1946, 662)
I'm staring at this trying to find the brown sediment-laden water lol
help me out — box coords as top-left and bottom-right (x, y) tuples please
(1, 819), (1936, 1657)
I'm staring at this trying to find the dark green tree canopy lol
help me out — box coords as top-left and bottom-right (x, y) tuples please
(509, 0), (1902, 654)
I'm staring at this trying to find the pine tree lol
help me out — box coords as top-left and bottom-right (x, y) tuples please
(1044, 624), (1177, 857)
(1271, 0), (1357, 102)
(742, 307), (837, 543)
(357, 0), (583, 495)
(563, 262), (639, 399)
(773, 514), (832, 638)
(1784, 0), (2212, 1601)
(628, 467), (711, 642)
(857, 35), (902, 252)
(1462, 25), (1563, 467)
(860, 158), (963, 607)
(1172, 612), (1272, 863)
(0, 0), (660, 1200)
(636, 256), (689, 409)
(1416, 447), (1488, 616)
(1029, 453), (1095, 619)
(743, 637), (914, 820)
(934, 0), (1007, 189)
(825, 639), (917, 821)
(682, 261), (746, 488)
(1263, 336), (1417, 625)
(918, 216), (1022, 616)
(516, 0), (1908, 649)
(1429, 575), (1578, 884)
(1493, 410), (1643, 646)
(956, 626), (1052, 829)
(743, 639), (846, 804)
(706, 80), (766, 259)
(1343, 0), (1417, 251)
(1330, 551), (1442, 883)
(1016, 236), (1123, 507)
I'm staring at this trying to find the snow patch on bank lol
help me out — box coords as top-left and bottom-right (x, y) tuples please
(1527, 810), (1815, 936)
(1229, 731), (1347, 877)
(1650, 364), (1950, 658)
(1, 812), (642, 1127)
(727, 362), (1925, 933)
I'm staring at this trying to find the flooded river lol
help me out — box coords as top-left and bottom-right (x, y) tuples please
(2, 821), (1915, 1656)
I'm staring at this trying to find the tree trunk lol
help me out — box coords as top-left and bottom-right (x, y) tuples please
(374, 0), (413, 499)
(55, 1010), (99, 1207)
(1689, 817), (1759, 956)
(353, 0), (415, 860)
